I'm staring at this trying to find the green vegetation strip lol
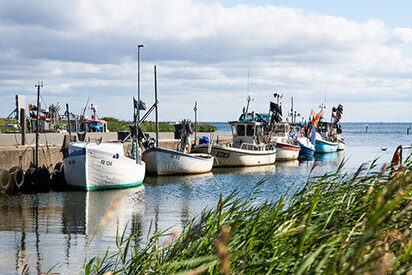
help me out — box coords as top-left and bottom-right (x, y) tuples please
(102, 117), (217, 132)
(83, 159), (412, 274)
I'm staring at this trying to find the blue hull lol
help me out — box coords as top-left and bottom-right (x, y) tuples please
(299, 144), (315, 156)
(315, 139), (338, 153)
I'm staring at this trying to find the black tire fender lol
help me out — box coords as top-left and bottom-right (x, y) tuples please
(0, 169), (10, 193)
(9, 166), (24, 190)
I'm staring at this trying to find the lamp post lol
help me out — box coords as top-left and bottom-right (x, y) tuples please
(135, 44), (144, 163)
(35, 81), (43, 170)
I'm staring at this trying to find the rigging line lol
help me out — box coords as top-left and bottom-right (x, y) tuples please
(40, 94), (47, 110)
(247, 69), (250, 98)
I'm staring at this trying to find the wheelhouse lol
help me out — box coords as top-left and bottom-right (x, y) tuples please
(229, 120), (266, 149)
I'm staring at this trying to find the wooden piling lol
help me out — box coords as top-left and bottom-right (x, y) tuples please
(20, 108), (26, 145)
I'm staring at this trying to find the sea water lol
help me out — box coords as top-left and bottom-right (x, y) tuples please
(0, 122), (411, 273)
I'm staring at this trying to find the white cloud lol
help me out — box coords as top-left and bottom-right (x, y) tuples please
(0, 0), (412, 122)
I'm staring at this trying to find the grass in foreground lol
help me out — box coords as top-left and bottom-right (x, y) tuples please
(83, 159), (412, 274)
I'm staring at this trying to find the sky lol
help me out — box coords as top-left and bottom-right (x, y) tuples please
(1, 0), (412, 122)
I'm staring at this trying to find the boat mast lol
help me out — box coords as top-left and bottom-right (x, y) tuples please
(66, 103), (71, 136)
(35, 81), (43, 170)
(319, 89), (327, 119)
(154, 65), (159, 147)
(136, 44), (144, 164)
(194, 101), (197, 145)
(244, 69), (252, 117)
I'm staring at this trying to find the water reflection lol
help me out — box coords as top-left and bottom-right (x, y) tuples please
(0, 188), (145, 273)
(212, 165), (276, 175)
(63, 188), (144, 236)
(276, 160), (300, 167)
(143, 173), (214, 235)
(314, 152), (339, 161)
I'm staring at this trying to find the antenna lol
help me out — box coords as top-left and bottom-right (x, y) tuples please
(319, 90), (327, 113)
(244, 69), (253, 116)
(247, 69), (250, 98)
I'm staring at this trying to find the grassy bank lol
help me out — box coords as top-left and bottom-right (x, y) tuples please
(0, 118), (19, 133)
(102, 117), (217, 133)
(84, 159), (412, 274)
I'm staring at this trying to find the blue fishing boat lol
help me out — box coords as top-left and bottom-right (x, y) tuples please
(300, 138), (316, 155)
(315, 137), (338, 153)
(298, 123), (316, 156)
(314, 122), (338, 153)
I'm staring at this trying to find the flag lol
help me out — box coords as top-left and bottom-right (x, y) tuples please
(310, 109), (316, 117)
(134, 98), (146, 111)
(270, 101), (276, 112)
(312, 112), (321, 127)
(320, 109), (324, 116)
(332, 113), (336, 118)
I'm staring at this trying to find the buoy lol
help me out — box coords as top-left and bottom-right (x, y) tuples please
(0, 169), (10, 193)
(51, 162), (67, 191)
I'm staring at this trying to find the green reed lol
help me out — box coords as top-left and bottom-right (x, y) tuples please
(83, 159), (412, 274)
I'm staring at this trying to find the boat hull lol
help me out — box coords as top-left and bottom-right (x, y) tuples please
(315, 139), (338, 153)
(338, 138), (345, 151)
(298, 137), (315, 156)
(275, 142), (300, 161)
(193, 144), (276, 167)
(142, 147), (214, 175)
(64, 143), (145, 191)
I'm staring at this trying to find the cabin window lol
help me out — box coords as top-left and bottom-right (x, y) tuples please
(231, 125), (237, 136)
(273, 124), (285, 135)
(246, 125), (254, 136)
(236, 125), (245, 136)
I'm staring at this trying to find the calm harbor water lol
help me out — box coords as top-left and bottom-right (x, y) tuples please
(0, 122), (411, 274)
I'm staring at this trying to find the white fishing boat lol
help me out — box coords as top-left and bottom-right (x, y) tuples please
(337, 123), (345, 151)
(142, 147), (213, 175)
(64, 142), (145, 190)
(141, 69), (214, 176)
(192, 115), (276, 167)
(269, 122), (300, 161)
(337, 136), (345, 151)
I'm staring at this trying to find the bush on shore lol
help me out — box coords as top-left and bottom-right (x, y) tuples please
(83, 158), (412, 274)
(102, 117), (216, 133)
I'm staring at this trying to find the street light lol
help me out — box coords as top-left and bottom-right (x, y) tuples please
(135, 44), (144, 164)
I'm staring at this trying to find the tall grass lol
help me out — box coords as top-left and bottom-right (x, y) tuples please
(83, 159), (412, 274)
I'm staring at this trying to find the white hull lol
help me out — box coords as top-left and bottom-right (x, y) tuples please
(193, 144), (276, 167)
(64, 142), (145, 190)
(275, 142), (300, 161)
(338, 138), (345, 151)
(142, 147), (214, 175)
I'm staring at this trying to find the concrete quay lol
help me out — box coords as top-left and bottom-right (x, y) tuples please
(0, 132), (232, 171)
